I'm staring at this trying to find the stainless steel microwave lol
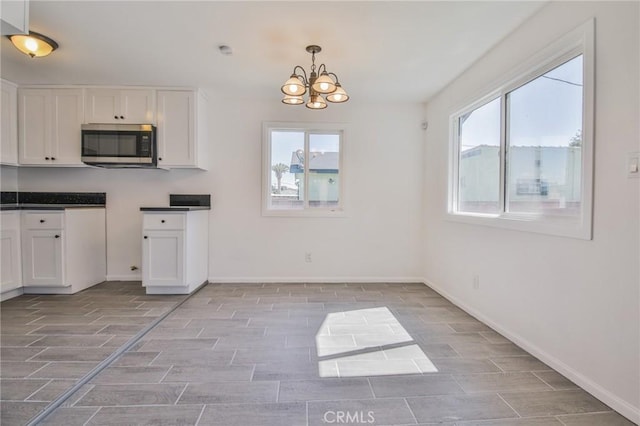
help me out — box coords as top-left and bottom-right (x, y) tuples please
(81, 124), (156, 167)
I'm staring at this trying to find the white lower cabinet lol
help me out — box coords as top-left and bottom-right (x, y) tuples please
(22, 228), (63, 286)
(143, 230), (184, 286)
(21, 209), (106, 294)
(142, 210), (208, 294)
(1, 211), (22, 300)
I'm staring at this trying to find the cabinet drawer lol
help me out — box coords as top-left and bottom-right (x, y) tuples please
(23, 212), (64, 229)
(143, 213), (185, 230)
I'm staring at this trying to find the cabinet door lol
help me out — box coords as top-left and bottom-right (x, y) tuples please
(156, 90), (195, 167)
(18, 89), (52, 165)
(120, 89), (154, 124)
(142, 230), (184, 287)
(1, 80), (18, 165)
(22, 229), (64, 286)
(85, 89), (120, 124)
(50, 89), (84, 165)
(0, 228), (21, 293)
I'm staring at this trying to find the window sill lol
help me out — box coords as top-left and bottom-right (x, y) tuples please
(445, 211), (592, 240)
(262, 208), (347, 218)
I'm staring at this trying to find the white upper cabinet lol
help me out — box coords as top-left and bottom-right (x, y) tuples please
(15, 85), (205, 168)
(1, 0), (29, 35)
(1, 80), (19, 165)
(85, 88), (155, 124)
(156, 89), (208, 169)
(18, 88), (84, 166)
(51, 89), (84, 165)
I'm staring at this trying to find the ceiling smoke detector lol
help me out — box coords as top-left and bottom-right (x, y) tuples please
(218, 45), (233, 56)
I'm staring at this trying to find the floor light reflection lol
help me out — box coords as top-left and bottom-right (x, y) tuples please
(316, 307), (438, 377)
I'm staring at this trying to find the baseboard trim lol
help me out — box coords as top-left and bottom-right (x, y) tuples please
(208, 276), (424, 284)
(0, 287), (24, 302)
(423, 278), (640, 425)
(106, 274), (141, 281)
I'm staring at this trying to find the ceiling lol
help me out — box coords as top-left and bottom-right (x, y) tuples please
(0, 1), (546, 103)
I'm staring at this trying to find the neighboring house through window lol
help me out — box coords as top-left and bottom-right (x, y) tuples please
(263, 122), (345, 216)
(448, 19), (594, 239)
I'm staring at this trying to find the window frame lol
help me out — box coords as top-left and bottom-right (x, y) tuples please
(262, 121), (346, 217)
(448, 19), (595, 240)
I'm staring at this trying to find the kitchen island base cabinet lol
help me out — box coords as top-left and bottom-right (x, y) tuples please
(22, 209), (106, 295)
(142, 210), (208, 295)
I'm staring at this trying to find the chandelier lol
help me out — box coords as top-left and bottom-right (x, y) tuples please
(281, 45), (349, 110)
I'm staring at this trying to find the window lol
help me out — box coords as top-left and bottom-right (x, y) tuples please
(449, 20), (594, 239)
(263, 122), (345, 216)
(457, 97), (501, 214)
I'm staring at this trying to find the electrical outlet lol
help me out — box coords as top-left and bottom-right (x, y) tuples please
(628, 152), (640, 178)
(305, 252), (312, 263)
(473, 274), (480, 290)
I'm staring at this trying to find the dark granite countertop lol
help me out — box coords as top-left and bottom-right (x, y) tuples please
(1, 204), (106, 211)
(1, 192), (106, 211)
(140, 194), (211, 212)
(140, 206), (210, 212)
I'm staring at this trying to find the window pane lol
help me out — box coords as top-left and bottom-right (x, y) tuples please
(457, 97), (501, 214)
(506, 55), (583, 216)
(308, 133), (340, 209)
(270, 131), (304, 210)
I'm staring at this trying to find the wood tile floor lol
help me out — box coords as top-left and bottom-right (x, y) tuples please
(1, 282), (635, 425)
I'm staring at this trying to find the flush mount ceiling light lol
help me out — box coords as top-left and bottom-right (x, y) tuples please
(7, 31), (59, 58)
(281, 45), (349, 110)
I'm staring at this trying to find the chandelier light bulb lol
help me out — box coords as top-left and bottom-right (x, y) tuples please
(311, 72), (337, 94)
(281, 75), (305, 96)
(282, 94), (304, 105)
(306, 94), (327, 109)
(25, 38), (38, 52)
(326, 84), (349, 103)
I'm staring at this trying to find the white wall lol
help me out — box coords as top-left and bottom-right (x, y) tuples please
(423, 1), (639, 422)
(16, 97), (425, 282)
(0, 166), (18, 191)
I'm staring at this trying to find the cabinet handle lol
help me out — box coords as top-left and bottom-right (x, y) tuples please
(158, 158), (162, 161)
(120, 115), (124, 119)
(161, 220), (165, 223)
(114, 115), (118, 119)
(54, 235), (60, 238)
(40, 219), (45, 223)
(51, 157), (56, 160)
(143, 236), (148, 239)
(45, 157), (50, 160)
